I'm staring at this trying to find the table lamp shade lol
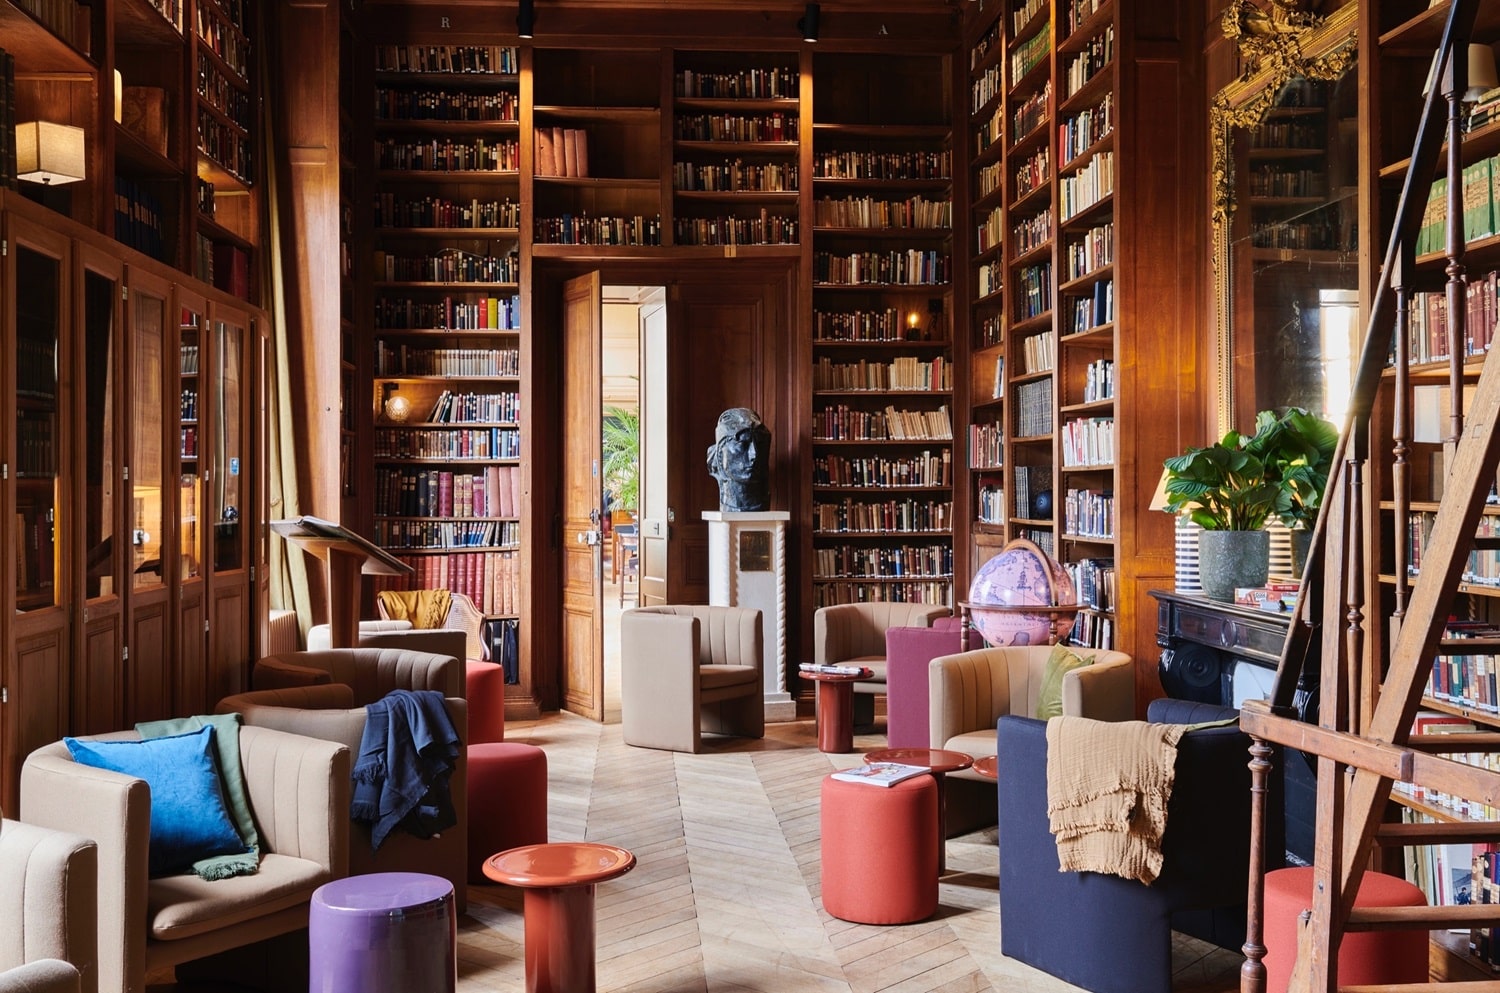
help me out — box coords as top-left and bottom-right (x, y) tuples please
(16, 122), (87, 185)
(1423, 43), (1499, 103)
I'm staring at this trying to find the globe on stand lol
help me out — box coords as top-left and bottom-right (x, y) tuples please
(963, 538), (1078, 647)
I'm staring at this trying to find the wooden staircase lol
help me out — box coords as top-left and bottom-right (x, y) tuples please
(1238, 1), (1500, 990)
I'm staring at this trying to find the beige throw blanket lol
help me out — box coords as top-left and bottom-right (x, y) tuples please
(1045, 716), (1188, 885)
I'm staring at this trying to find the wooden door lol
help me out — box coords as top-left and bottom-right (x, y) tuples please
(1, 214), (73, 809)
(75, 245), (125, 734)
(638, 293), (669, 606)
(560, 272), (604, 719)
(124, 266), (173, 725)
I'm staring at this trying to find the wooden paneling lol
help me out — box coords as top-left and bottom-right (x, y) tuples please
(6, 619), (68, 811)
(177, 581), (207, 714)
(129, 594), (171, 724)
(210, 582), (250, 704)
(78, 611), (123, 734)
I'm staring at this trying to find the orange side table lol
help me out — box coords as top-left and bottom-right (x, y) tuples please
(483, 842), (636, 993)
(803, 670), (864, 753)
(864, 746), (974, 874)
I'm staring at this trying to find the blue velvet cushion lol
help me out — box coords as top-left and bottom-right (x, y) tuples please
(64, 725), (249, 877)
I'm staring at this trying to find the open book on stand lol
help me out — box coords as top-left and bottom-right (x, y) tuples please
(831, 762), (930, 788)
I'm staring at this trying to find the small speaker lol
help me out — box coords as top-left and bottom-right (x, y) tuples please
(1158, 642), (1226, 704)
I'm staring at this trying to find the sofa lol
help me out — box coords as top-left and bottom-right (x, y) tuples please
(996, 699), (1283, 993)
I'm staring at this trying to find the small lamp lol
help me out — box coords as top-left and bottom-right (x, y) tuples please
(16, 122), (86, 185)
(516, 0), (534, 39)
(381, 382), (412, 423)
(797, 2), (820, 42)
(1423, 43), (1499, 105)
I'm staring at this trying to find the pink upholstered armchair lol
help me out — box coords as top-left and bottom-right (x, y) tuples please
(884, 617), (984, 749)
(813, 602), (951, 729)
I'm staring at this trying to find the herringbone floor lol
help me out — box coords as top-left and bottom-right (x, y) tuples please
(458, 712), (1244, 993)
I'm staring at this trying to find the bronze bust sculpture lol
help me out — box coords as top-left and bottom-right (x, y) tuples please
(707, 408), (771, 512)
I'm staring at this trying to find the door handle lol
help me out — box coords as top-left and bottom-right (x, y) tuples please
(577, 530), (602, 546)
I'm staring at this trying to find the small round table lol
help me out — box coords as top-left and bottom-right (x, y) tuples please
(864, 746), (974, 875)
(802, 670), (865, 753)
(971, 754), (998, 780)
(483, 842), (636, 993)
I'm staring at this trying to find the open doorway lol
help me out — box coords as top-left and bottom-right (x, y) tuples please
(599, 285), (661, 723)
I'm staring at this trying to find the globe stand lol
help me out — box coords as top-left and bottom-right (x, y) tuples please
(957, 601), (1081, 649)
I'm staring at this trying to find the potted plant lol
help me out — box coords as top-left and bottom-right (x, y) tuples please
(601, 406), (640, 516)
(1162, 408), (1337, 600)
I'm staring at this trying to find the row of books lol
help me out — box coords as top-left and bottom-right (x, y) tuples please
(372, 549), (521, 617)
(812, 195), (950, 230)
(1067, 556), (1116, 611)
(373, 427), (520, 460)
(1011, 18), (1050, 82)
(675, 161), (796, 192)
(969, 423), (1004, 471)
(1012, 465), (1051, 522)
(813, 580), (951, 608)
(374, 87), (517, 122)
(813, 544), (953, 579)
(1396, 712), (1500, 818)
(811, 307), (909, 342)
(428, 390), (521, 423)
(1065, 221), (1115, 281)
(811, 404), (953, 441)
(375, 295), (521, 331)
(534, 213), (662, 246)
(117, 177), (168, 262)
(674, 67), (796, 100)
(1401, 269), (1500, 365)
(812, 149), (950, 181)
(374, 519), (518, 550)
(1063, 487), (1114, 540)
(1015, 263), (1053, 323)
(1067, 610), (1114, 650)
(1060, 150), (1115, 222)
(1066, 278), (1115, 333)
(1407, 510), (1500, 588)
(535, 127), (588, 178)
(1415, 153), (1500, 257)
(375, 346), (520, 379)
(1014, 145), (1050, 201)
(1012, 205), (1052, 257)
(813, 250), (951, 287)
(374, 249), (519, 284)
(812, 356), (950, 392)
(1012, 82), (1051, 147)
(374, 464), (523, 519)
(377, 137), (518, 173)
(1061, 24), (1113, 100)
(1061, 415), (1114, 467)
(1082, 358), (1115, 402)
(812, 450), (952, 488)
(1395, 808), (1481, 914)
(676, 112), (797, 143)
(1060, 93), (1113, 168)
(976, 483), (1005, 524)
(1425, 621), (1500, 715)
(812, 498), (952, 535)
(373, 45), (519, 75)
(1020, 329), (1056, 375)
(1013, 379), (1054, 437)
(375, 195), (520, 230)
(673, 214), (797, 246)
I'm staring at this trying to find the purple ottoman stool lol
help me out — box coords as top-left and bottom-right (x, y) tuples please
(309, 872), (456, 993)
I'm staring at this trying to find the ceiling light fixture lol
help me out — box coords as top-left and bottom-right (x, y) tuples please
(798, 2), (820, 43)
(517, 0), (535, 40)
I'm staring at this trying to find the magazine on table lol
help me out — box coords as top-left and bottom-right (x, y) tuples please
(830, 761), (930, 787)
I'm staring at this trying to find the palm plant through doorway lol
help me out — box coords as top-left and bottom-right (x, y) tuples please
(602, 406), (640, 515)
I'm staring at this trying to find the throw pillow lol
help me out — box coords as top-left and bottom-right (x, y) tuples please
(1036, 646), (1093, 720)
(64, 725), (249, 878)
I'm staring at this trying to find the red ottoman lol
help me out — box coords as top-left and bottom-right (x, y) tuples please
(467, 743), (548, 883)
(820, 773), (938, 924)
(1263, 866), (1428, 993)
(466, 661), (508, 744)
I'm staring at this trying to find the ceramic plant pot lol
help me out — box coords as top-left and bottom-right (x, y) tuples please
(1197, 529), (1270, 602)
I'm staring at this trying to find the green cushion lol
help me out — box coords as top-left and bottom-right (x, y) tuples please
(1035, 646), (1092, 720)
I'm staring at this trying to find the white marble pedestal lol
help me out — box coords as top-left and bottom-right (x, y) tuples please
(703, 511), (796, 722)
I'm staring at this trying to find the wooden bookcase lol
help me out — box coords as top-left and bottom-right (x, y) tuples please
(365, 43), (526, 645)
(960, 0), (1195, 687)
(809, 51), (956, 609)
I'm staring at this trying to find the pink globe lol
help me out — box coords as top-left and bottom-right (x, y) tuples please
(966, 539), (1078, 647)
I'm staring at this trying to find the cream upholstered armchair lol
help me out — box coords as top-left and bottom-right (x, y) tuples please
(20, 726), (348, 993)
(814, 602), (951, 727)
(928, 645), (1135, 774)
(378, 589), (487, 662)
(217, 647), (469, 908)
(0, 817), (97, 993)
(621, 605), (763, 753)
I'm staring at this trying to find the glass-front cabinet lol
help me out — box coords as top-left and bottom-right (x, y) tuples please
(176, 291), (210, 715)
(208, 308), (251, 705)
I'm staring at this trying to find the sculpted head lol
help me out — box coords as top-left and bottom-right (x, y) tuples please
(706, 407), (771, 512)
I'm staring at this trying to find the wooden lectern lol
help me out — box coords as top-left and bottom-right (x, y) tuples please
(271, 516), (412, 648)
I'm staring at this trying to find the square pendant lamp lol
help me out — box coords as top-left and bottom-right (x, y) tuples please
(16, 121), (87, 185)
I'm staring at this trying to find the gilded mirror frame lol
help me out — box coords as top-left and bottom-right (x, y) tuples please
(1210, 0), (1358, 433)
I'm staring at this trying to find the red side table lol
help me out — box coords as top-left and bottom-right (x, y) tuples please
(483, 842), (636, 993)
(864, 746), (974, 874)
(803, 670), (864, 753)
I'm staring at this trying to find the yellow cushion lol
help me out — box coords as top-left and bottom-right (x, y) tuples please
(1035, 646), (1092, 720)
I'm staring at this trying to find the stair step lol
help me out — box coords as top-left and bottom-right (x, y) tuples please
(1374, 820), (1500, 845)
(1347, 904), (1500, 931)
(1472, 536), (1500, 550)
(1437, 638), (1500, 651)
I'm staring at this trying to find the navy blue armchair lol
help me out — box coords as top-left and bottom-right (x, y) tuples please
(997, 699), (1283, 993)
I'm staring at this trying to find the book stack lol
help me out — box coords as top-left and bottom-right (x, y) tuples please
(535, 127), (589, 177)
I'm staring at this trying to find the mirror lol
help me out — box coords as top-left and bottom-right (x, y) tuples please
(1210, 0), (1358, 433)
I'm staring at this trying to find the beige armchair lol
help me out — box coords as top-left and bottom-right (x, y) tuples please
(814, 602), (950, 726)
(929, 645), (1135, 778)
(378, 590), (487, 662)
(621, 605), (763, 753)
(0, 817), (97, 993)
(20, 726), (348, 993)
(217, 648), (468, 908)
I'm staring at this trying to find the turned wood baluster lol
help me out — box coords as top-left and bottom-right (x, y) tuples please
(1391, 251), (1412, 629)
(1240, 735), (1274, 993)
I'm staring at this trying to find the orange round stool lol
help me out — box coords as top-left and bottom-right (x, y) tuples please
(467, 743), (548, 883)
(1263, 866), (1428, 993)
(465, 661), (508, 744)
(820, 773), (938, 924)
